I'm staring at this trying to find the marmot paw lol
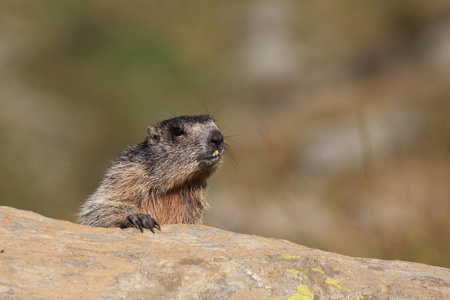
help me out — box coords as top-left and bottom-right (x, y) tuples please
(121, 214), (161, 234)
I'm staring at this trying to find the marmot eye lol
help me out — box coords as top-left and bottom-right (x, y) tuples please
(171, 127), (185, 136)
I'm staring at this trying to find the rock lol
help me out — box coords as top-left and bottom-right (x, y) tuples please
(0, 206), (449, 299)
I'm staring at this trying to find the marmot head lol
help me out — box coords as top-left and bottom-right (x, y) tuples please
(146, 115), (224, 192)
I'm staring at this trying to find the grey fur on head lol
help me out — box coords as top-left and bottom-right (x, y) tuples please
(78, 115), (224, 232)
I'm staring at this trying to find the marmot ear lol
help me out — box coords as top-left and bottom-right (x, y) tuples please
(147, 125), (159, 145)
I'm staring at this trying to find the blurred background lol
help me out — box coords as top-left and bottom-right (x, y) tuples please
(1, 1), (449, 268)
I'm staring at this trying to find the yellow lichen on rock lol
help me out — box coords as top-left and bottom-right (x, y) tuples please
(286, 269), (303, 280)
(288, 284), (314, 300)
(324, 277), (351, 292)
(281, 254), (302, 260)
(357, 291), (368, 299)
(311, 266), (324, 274)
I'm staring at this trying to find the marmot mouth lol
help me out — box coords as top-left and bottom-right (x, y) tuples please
(200, 149), (224, 163)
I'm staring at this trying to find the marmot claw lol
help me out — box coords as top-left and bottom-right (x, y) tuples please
(121, 213), (161, 234)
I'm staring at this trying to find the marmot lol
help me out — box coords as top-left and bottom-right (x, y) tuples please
(78, 115), (225, 233)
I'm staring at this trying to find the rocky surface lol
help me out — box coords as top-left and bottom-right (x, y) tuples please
(0, 206), (449, 299)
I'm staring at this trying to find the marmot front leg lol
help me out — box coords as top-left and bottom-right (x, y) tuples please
(121, 213), (161, 234)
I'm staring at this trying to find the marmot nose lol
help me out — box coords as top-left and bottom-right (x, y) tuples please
(209, 129), (224, 148)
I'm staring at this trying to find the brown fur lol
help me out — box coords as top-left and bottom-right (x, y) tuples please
(78, 115), (224, 230)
